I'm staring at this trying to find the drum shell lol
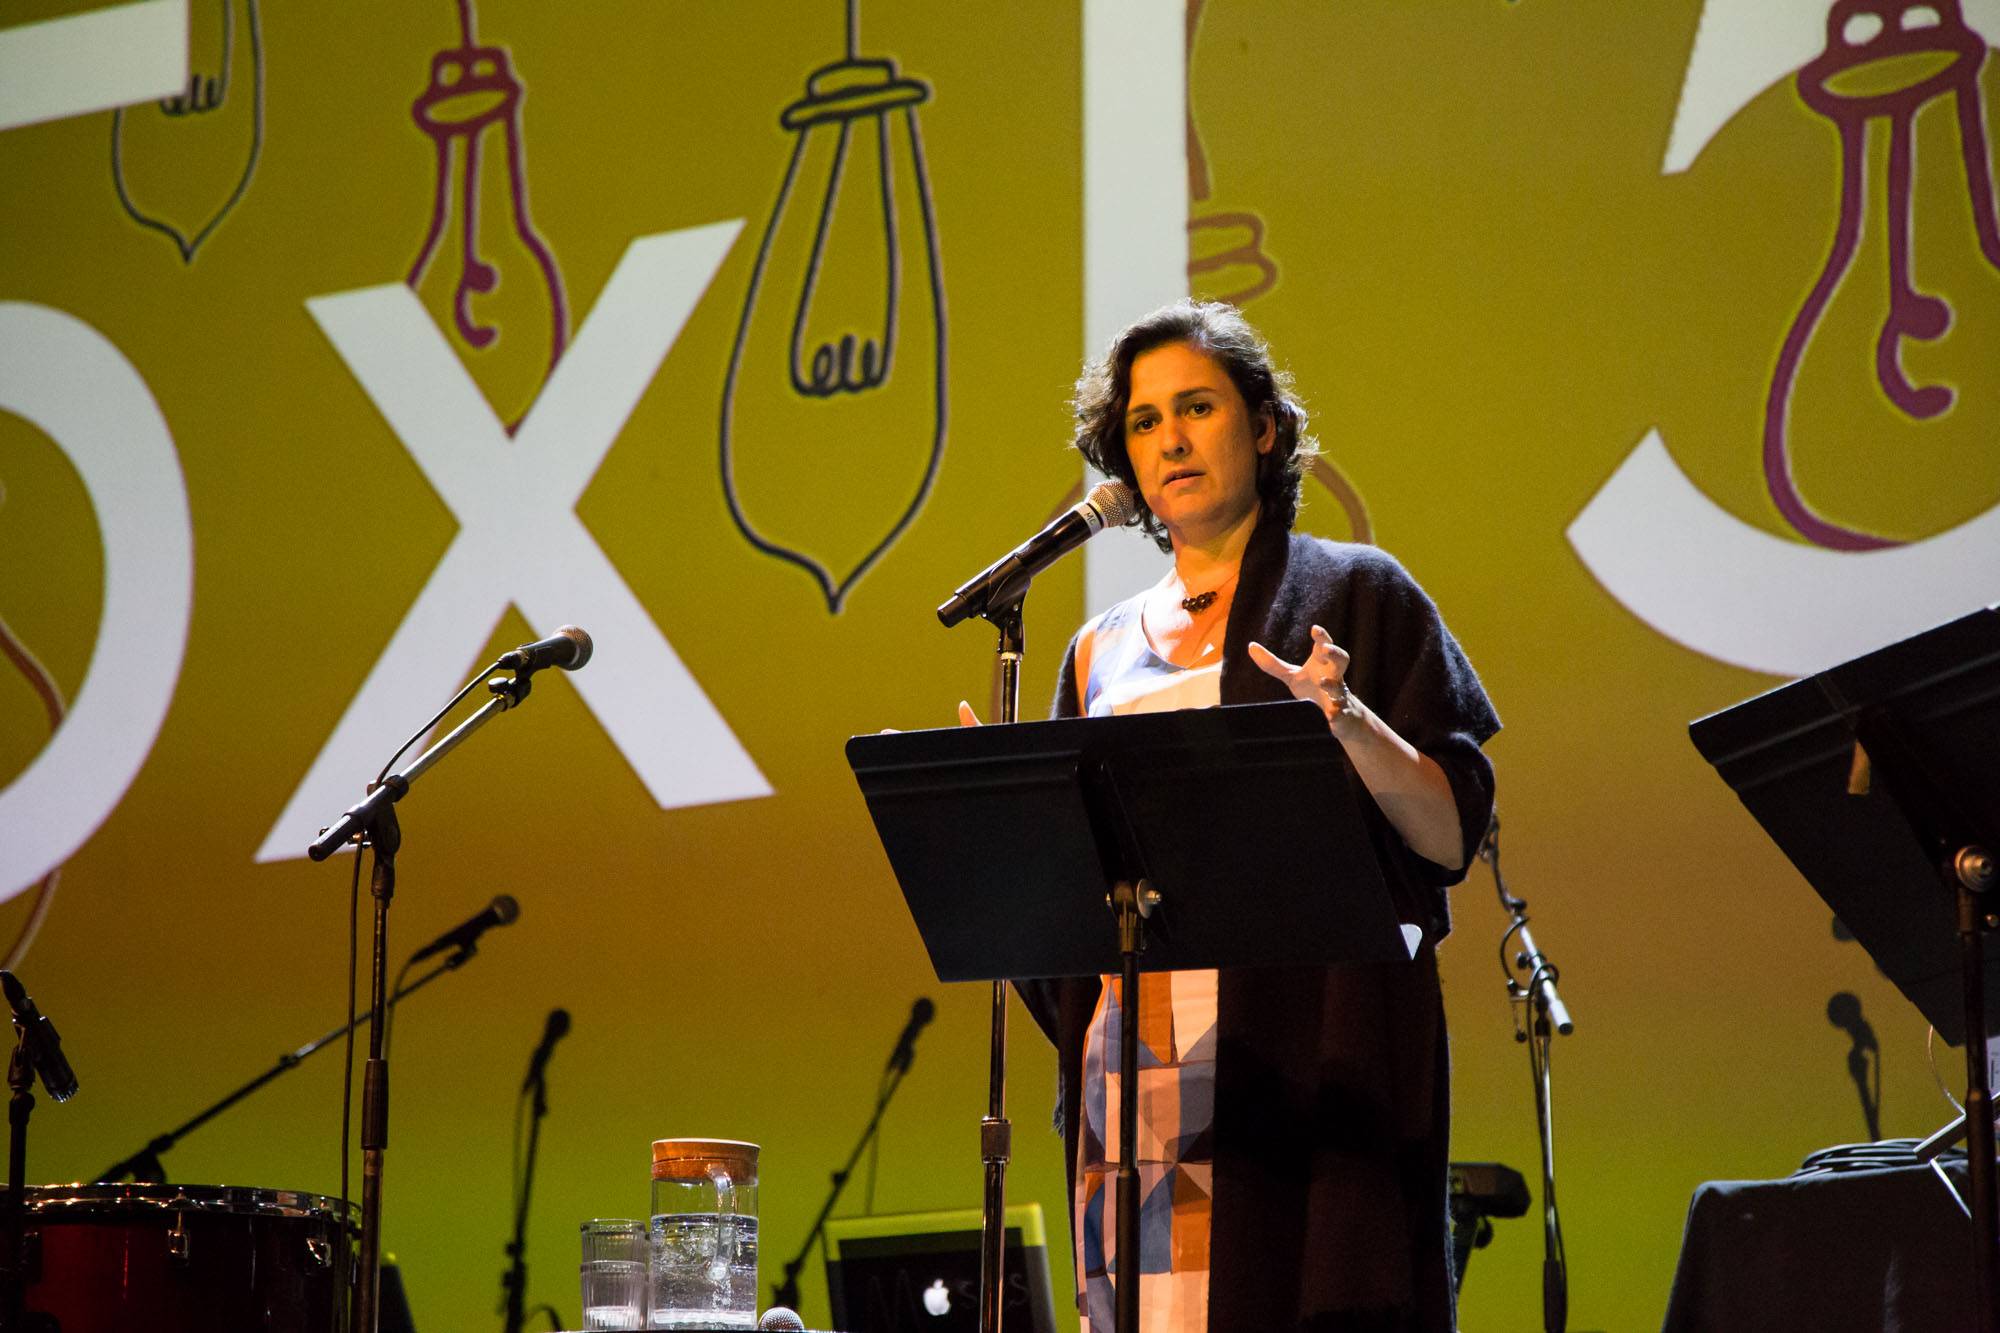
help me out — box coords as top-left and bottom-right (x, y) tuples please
(21, 1183), (357, 1333)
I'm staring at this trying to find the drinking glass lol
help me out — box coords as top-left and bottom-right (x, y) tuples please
(580, 1218), (648, 1331)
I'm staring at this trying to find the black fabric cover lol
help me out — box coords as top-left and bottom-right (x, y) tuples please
(1018, 519), (1499, 1332)
(1663, 1164), (1978, 1332)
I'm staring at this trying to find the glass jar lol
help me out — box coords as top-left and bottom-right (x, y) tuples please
(647, 1138), (759, 1330)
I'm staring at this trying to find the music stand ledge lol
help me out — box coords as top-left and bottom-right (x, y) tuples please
(1690, 604), (2000, 1333)
(847, 699), (1412, 1333)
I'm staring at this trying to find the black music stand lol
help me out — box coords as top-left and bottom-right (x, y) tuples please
(847, 699), (1413, 1333)
(1690, 605), (2000, 1333)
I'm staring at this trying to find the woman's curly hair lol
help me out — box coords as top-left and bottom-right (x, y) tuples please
(1071, 299), (1317, 553)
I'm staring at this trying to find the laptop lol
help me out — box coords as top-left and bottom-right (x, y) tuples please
(823, 1204), (1059, 1333)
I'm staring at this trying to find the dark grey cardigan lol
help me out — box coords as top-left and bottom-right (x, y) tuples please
(1019, 516), (1499, 1332)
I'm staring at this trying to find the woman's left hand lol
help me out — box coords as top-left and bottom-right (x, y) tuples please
(1248, 624), (1360, 734)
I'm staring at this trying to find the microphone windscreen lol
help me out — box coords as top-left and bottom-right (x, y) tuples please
(492, 894), (521, 926)
(557, 625), (594, 670)
(759, 1308), (806, 1331)
(1087, 479), (1137, 528)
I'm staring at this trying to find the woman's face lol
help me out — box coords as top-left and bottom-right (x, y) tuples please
(1123, 340), (1274, 548)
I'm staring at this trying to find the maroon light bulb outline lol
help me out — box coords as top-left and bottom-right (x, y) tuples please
(407, 0), (569, 382)
(1768, 0), (2000, 550)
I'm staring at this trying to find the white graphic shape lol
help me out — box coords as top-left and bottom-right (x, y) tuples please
(1582, 2), (2000, 673)
(1569, 432), (2000, 676)
(1665, 0), (2000, 172)
(258, 221), (767, 863)
(1081, 0), (1186, 616)
(0, 0), (188, 132)
(0, 303), (193, 902)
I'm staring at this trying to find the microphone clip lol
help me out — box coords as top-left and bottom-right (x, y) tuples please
(487, 672), (533, 709)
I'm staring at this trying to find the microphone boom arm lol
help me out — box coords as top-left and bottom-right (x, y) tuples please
(94, 948), (478, 1183)
(771, 1057), (915, 1312)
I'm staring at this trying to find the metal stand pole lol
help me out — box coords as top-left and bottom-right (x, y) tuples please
(1848, 711), (2000, 1329)
(310, 673), (530, 1333)
(501, 1069), (550, 1333)
(977, 597), (1024, 1333)
(1952, 845), (2000, 1333)
(355, 803), (400, 1333)
(1527, 1006), (1564, 1333)
(1109, 879), (1155, 1333)
(1481, 817), (1573, 1333)
(1, 1044), (30, 1333)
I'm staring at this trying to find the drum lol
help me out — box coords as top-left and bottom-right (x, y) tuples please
(20, 1183), (357, 1333)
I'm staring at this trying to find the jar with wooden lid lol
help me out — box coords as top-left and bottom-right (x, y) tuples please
(647, 1138), (758, 1329)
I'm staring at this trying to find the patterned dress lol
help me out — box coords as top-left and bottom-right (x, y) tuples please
(1074, 593), (1220, 1333)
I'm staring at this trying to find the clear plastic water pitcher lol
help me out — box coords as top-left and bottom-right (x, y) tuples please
(647, 1138), (759, 1330)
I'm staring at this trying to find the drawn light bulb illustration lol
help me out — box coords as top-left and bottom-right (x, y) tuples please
(718, 0), (947, 614)
(407, 0), (569, 431)
(1767, 0), (2000, 550)
(1185, 0), (1279, 307)
(1183, 0), (1367, 544)
(0, 482), (67, 968)
(109, 0), (264, 263)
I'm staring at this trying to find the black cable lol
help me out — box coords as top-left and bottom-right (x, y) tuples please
(375, 659), (502, 787)
(1797, 1138), (1953, 1175)
(863, 1064), (890, 1215)
(380, 957), (416, 1065)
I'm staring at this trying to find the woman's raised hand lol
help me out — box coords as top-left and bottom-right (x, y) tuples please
(1247, 624), (1358, 731)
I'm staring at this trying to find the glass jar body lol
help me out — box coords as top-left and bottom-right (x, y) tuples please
(648, 1140), (759, 1331)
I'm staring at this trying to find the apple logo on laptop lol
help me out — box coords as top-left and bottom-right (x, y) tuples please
(923, 1279), (952, 1317)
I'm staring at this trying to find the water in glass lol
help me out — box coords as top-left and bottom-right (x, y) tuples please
(580, 1258), (646, 1330)
(648, 1213), (759, 1329)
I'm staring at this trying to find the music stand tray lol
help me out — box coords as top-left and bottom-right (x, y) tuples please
(845, 699), (1410, 983)
(1688, 605), (2000, 1045)
(1689, 603), (2000, 1331)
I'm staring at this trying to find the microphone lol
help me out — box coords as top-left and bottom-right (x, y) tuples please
(522, 1008), (571, 1091)
(408, 895), (520, 965)
(938, 481), (1137, 627)
(498, 625), (593, 674)
(887, 997), (936, 1075)
(0, 971), (77, 1103)
(758, 1309), (805, 1331)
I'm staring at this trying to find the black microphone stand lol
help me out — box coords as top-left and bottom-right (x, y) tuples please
(1481, 816), (1575, 1333)
(95, 949), (481, 1184)
(0, 974), (72, 1333)
(501, 1050), (554, 1333)
(979, 593), (1024, 1333)
(771, 1024), (926, 1310)
(3, 1039), (33, 1333)
(311, 669), (538, 1333)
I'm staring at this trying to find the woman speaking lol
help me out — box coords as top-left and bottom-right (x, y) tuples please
(999, 300), (1500, 1332)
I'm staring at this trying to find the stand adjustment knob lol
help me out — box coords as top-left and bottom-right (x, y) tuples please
(1957, 847), (1995, 892)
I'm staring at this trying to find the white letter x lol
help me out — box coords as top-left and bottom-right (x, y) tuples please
(257, 220), (768, 862)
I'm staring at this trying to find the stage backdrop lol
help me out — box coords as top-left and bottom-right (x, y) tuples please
(3, 1), (1998, 1328)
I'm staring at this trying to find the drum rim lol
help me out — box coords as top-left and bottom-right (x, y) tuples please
(23, 1182), (360, 1223)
